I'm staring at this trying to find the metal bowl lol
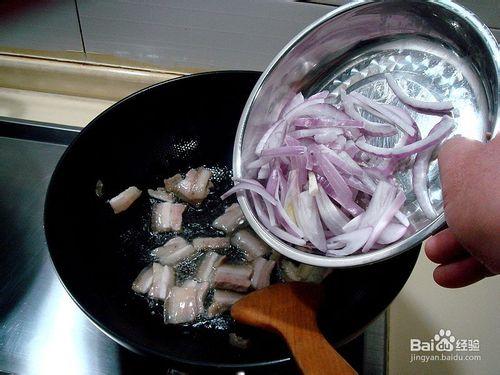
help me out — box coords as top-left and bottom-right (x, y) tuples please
(234, 0), (499, 267)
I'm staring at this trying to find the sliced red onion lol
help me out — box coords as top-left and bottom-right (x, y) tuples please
(315, 184), (349, 235)
(315, 151), (363, 216)
(377, 223), (407, 244)
(395, 211), (410, 227)
(359, 181), (406, 252)
(268, 224), (306, 246)
(265, 168), (279, 195)
(250, 192), (306, 246)
(257, 164), (270, 179)
(374, 131), (412, 178)
(342, 213), (363, 232)
(293, 117), (363, 129)
(234, 178), (303, 238)
(277, 169), (288, 204)
(356, 116), (454, 158)
(348, 91), (416, 136)
(341, 92), (398, 136)
(264, 173), (278, 226)
(284, 134), (300, 146)
(360, 173), (377, 193)
(289, 128), (343, 140)
(386, 74), (453, 113)
(255, 120), (282, 156)
(345, 176), (372, 194)
(247, 158), (270, 170)
(413, 168), (437, 220)
(344, 140), (360, 158)
(412, 134), (439, 219)
(314, 132), (339, 144)
(363, 166), (389, 181)
(359, 181), (397, 227)
(308, 90), (330, 100)
(255, 120), (286, 156)
(381, 104), (420, 140)
(305, 149), (315, 170)
(326, 227), (372, 256)
(221, 180), (277, 205)
(335, 136), (347, 149)
(261, 145), (306, 158)
(265, 202), (277, 226)
(316, 175), (337, 200)
(283, 98), (326, 120)
(308, 171), (319, 196)
(295, 191), (326, 251)
(231, 84), (455, 256)
(259, 218), (306, 246)
(250, 191), (269, 223)
(363, 190), (405, 252)
(283, 170), (300, 222)
(279, 92), (304, 118)
(318, 145), (364, 177)
(262, 171), (301, 238)
(288, 103), (351, 122)
(287, 148), (308, 189)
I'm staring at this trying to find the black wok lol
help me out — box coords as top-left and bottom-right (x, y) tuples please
(44, 71), (419, 371)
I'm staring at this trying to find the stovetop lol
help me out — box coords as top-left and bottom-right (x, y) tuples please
(0, 118), (386, 374)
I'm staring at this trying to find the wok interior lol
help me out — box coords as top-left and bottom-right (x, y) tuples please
(45, 72), (420, 368)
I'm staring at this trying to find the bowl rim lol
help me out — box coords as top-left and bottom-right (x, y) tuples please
(233, 0), (499, 268)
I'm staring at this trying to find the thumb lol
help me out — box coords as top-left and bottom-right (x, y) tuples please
(437, 135), (500, 274)
(437, 136), (482, 214)
(438, 133), (499, 168)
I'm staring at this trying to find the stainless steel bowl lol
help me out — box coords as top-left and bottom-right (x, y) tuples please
(234, 0), (499, 267)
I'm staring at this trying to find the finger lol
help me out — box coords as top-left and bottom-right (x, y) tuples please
(424, 228), (469, 264)
(433, 256), (492, 288)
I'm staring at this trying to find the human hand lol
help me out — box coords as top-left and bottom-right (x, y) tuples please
(424, 135), (500, 288)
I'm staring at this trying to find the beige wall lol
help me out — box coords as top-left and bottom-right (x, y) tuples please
(388, 247), (500, 375)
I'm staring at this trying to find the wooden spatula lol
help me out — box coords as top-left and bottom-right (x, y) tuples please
(231, 282), (357, 375)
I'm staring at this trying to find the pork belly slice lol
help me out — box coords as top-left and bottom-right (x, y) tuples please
(212, 203), (246, 234)
(109, 186), (142, 214)
(207, 290), (245, 317)
(251, 257), (275, 290)
(230, 229), (270, 261)
(213, 264), (253, 292)
(157, 236), (188, 252)
(148, 263), (175, 300)
(207, 302), (227, 317)
(164, 280), (209, 323)
(131, 265), (154, 294)
(147, 188), (175, 202)
(192, 237), (230, 251)
(196, 252), (226, 282)
(152, 237), (196, 266)
(164, 286), (198, 324)
(213, 289), (245, 305)
(164, 167), (212, 205)
(182, 279), (210, 315)
(151, 202), (186, 232)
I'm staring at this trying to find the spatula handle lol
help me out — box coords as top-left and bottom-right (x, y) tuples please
(281, 327), (357, 375)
